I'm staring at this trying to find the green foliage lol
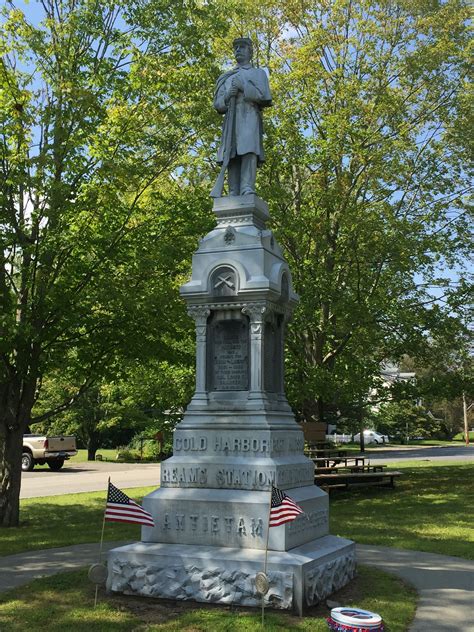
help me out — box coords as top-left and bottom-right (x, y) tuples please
(372, 400), (441, 440)
(398, 335), (473, 439)
(114, 447), (140, 462)
(0, 0), (212, 521)
(204, 0), (472, 422)
(32, 359), (192, 455)
(1, 0), (471, 524)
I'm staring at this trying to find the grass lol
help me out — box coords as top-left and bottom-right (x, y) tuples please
(387, 438), (473, 447)
(30, 449), (119, 470)
(453, 430), (474, 442)
(2, 461), (472, 560)
(0, 486), (154, 557)
(70, 449), (118, 463)
(0, 566), (417, 631)
(66, 449), (166, 465)
(330, 460), (474, 559)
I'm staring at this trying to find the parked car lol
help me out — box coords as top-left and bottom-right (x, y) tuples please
(353, 430), (389, 444)
(22, 434), (77, 471)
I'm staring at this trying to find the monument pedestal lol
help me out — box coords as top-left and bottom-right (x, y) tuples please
(107, 195), (356, 613)
(107, 536), (355, 615)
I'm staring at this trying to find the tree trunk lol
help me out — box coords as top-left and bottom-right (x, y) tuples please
(0, 363), (39, 527)
(302, 397), (325, 423)
(316, 397), (324, 424)
(87, 433), (100, 461)
(0, 425), (24, 527)
(358, 407), (365, 453)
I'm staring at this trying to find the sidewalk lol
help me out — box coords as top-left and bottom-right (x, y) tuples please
(357, 544), (474, 631)
(0, 542), (473, 631)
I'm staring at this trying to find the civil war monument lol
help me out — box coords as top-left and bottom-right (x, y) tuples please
(107, 37), (355, 615)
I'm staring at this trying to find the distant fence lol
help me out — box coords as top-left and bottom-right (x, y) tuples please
(325, 434), (352, 444)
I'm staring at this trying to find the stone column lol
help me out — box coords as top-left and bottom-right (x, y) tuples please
(188, 306), (211, 402)
(242, 303), (266, 400)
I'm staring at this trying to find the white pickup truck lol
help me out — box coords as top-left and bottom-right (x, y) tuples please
(22, 434), (77, 471)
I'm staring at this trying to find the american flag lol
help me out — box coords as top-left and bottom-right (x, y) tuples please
(269, 485), (304, 527)
(104, 482), (155, 527)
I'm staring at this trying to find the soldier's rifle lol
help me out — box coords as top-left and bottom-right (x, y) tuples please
(210, 93), (236, 198)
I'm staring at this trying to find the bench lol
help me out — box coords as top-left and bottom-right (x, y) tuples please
(348, 464), (386, 473)
(315, 470), (402, 491)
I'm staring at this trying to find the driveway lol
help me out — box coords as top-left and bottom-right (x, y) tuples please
(20, 461), (161, 499)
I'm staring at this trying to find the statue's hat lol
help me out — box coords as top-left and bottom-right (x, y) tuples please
(233, 37), (253, 49)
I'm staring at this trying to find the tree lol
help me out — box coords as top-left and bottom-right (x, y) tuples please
(373, 400), (441, 441)
(152, 0), (471, 426)
(0, 0), (213, 526)
(212, 0), (472, 424)
(2, 0), (471, 527)
(33, 359), (194, 460)
(398, 320), (473, 440)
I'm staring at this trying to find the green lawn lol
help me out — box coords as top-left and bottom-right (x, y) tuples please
(70, 449), (118, 463)
(2, 460), (472, 559)
(0, 486), (153, 556)
(330, 460), (474, 559)
(0, 566), (416, 632)
(387, 438), (473, 447)
(30, 449), (119, 470)
(453, 430), (474, 442)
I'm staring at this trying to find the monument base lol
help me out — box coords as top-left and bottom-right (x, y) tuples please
(107, 536), (356, 616)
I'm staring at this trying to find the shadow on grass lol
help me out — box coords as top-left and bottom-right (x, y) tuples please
(0, 488), (155, 556)
(0, 566), (416, 632)
(330, 463), (473, 559)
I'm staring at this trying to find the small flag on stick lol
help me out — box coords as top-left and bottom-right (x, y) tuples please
(105, 482), (155, 527)
(269, 485), (304, 527)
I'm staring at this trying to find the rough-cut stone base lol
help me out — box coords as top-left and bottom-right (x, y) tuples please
(107, 535), (356, 616)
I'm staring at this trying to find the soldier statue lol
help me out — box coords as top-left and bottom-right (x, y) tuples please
(211, 38), (272, 198)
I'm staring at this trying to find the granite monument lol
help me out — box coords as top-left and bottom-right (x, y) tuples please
(107, 39), (356, 615)
(211, 37), (271, 198)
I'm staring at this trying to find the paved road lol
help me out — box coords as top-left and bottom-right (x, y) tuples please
(20, 461), (161, 499)
(362, 444), (474, 464)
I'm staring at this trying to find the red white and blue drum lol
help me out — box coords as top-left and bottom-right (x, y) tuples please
(327, 607), (384, 632)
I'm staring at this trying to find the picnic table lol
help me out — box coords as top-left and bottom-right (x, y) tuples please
(311, 455), (367, 468)
(314, 463), (387, 474)
(305, 448), (348, 459)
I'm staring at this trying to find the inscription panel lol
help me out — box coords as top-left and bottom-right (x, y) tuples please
(161, 462), (314, 490)
(209, 319), (249, 391)
(287, 509), (328, 535)
(173, 432), (305, 456)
